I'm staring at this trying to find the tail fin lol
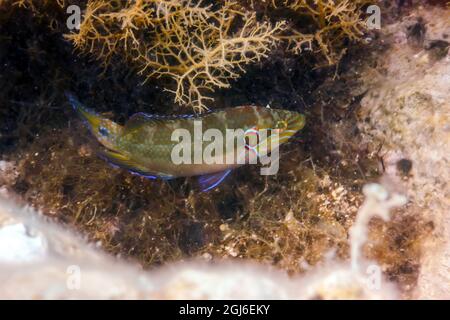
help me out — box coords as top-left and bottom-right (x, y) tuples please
(65, 91), (102, 132)
(65, 91), (81, 110)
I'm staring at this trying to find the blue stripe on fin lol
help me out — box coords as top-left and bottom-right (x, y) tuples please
(98, 149), (173, 180)
(124, 109), (219, 132)
(198, 170), (232, 192)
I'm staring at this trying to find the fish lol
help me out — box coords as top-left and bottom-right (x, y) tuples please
(66, 92), (305, 191)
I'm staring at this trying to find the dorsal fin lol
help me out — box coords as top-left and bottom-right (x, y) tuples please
(124, 112), (156, 132)
(124, 110), (215, 132)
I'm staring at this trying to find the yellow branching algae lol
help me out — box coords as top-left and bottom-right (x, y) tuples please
(8, 0), (370, 110)
(269, 0), (370, 64)
(64, 0), (285, 111)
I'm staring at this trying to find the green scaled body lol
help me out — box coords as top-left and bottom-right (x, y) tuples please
(66, 92), (305, 191)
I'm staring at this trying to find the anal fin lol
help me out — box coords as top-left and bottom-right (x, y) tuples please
(98, 149), (173, 180)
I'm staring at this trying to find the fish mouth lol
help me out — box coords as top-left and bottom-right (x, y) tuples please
(277, 113), (306, 144)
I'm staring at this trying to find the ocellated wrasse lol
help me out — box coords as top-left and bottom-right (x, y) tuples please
(66, 92), (305, 191)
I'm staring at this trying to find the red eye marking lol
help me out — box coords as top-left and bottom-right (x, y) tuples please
(244, 127), (260, 157)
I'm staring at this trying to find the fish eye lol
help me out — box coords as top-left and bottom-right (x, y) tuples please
(276, 120), (288, 130)
(99, 126), (109, 137)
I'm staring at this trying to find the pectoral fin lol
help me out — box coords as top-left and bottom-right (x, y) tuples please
(197, 170), (232, 192)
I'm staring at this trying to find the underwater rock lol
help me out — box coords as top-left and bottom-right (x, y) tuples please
(0, 183), (402, 299)
(358, 5), (450, 299)
(0, 223), (46, 263)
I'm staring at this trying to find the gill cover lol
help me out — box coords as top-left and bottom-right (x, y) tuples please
(65, 91), (123, 151)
